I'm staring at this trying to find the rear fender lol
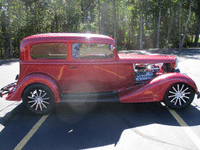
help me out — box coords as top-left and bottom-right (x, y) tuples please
(6, 74), (61, 103)
(119, 73), (198, 103)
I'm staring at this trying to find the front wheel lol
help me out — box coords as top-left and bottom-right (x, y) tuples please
(164, 82), (195, 109)
(23, 84), (55, 115)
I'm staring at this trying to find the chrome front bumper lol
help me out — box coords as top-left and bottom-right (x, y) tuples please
(0, 82), (16, 98)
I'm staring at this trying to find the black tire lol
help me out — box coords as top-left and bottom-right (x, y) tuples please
(23, 84), (55, 115)
(164, 82), (195, 109)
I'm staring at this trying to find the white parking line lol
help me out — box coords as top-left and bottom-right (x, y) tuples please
(168, 108), (200, 150)
(14, 114), (49, 150)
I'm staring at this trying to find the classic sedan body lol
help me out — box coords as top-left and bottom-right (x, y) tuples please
(1, 33), (199, 115)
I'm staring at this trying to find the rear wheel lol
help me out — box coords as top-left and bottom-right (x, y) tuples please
(23, 84), (55, 115)
(164, 83), (195, 109)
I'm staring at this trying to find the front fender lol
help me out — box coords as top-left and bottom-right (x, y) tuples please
(119, 73), (198, 103)
(6, 74), (61, 103)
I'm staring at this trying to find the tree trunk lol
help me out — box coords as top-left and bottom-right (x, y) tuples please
(131, 10), (134, 49)
(194, 14), (200, 47)
(180, 0), (192, 48)
(98, 0), (101, 34)
(179, 3), (182, 48)
(139, 2), (143, 50)
(101, 0), (106, 34)
(167, 7), (172, 48)
(8, 0), (12, 58)
(55, 12), (58, 32)
(156, 6), (161, 49)
(1, 10), (9, 59)
(113, 0), (117, 48)
(25, 0), (29, 34)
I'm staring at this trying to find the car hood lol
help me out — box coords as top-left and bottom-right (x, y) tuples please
(118, 53), (176, 64)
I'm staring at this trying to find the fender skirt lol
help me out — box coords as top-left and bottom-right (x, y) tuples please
(119, 73), (198, 103)
(6, 74), (61, 103)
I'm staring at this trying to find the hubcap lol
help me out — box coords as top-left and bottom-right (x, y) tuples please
(168, 84), (190, 106)
(176, 92), (182, 99)
(28, 89), (50, 111)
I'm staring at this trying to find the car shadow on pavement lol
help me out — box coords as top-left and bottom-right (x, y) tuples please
(1, 102), (200, 150)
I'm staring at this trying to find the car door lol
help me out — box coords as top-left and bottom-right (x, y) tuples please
(61, 43), (119, 93)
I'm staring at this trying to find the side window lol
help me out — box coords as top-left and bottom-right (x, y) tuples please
(31, 43), (67, 59)
(72, 43), (113, 60)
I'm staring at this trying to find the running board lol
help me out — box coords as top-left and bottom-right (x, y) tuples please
(60, 91), (119, 102)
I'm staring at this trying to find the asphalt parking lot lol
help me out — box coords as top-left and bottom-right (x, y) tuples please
(1, 48), (200, 150)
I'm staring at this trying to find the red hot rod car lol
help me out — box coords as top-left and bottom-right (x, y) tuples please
(0, 33), (199, 115)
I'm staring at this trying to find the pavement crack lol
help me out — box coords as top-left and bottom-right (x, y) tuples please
(0, 101), (20, 112)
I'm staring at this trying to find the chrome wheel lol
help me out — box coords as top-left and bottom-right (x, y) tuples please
(164, 83), (194, 109)
(28, 89), (50, 111)
(23, 84), (54, 115)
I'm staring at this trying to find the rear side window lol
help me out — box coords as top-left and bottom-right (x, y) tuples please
(72, 43), (113, 60)
(31, 43), (67, 59)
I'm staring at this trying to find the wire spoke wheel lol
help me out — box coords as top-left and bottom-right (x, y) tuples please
(164, 83), (194, 109)
(23, 84), (54, 115)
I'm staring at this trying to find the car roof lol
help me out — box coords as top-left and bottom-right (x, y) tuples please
(23, 33), (113, 40)
(20, 33), (117, 61)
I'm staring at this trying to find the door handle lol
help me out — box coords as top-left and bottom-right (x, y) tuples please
(71, 66), (77, 68)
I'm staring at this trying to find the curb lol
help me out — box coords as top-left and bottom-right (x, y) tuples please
(0, 59), (19, 65)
